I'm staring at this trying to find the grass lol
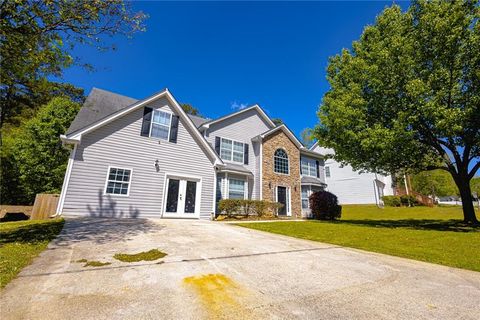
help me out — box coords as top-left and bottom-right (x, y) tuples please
(75, 259), (111, 267)
(237, 205), (480, 272)
(113, 249), (167, 262)
(0, 218), (64, 288)
(83, 260), (111, 267)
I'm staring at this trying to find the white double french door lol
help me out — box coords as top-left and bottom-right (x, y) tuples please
(164, 175), (200, 218)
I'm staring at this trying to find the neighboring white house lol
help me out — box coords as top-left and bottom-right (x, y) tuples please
(310, 143), (394, 205)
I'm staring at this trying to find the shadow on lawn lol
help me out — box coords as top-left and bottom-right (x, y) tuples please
(336, 219), (479, 232)
(0, 220), (65, 246)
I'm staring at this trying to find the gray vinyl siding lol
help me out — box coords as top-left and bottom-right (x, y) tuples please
(62, 97), (216, 219)
(204, 108), (272, 200)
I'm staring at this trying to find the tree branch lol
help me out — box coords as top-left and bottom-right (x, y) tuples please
(469, 161), (480, 180)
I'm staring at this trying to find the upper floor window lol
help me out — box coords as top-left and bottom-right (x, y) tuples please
(301, 158), (318, 177)
(325, 166), (331, 178)
(274, 149), (289, 174)
(220, 138), (244, 163)
(150, 110), (172, 140)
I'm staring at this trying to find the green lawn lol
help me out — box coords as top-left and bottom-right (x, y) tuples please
(0, 218), (64, 288)
(237, 205), (480, 272)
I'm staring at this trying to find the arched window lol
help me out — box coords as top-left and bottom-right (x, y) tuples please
(274, 149), (289, 174)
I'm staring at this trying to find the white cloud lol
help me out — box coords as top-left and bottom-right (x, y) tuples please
(231, 101), (249, 110)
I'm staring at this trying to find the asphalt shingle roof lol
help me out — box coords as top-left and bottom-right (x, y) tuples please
(67, 88), (210, 135)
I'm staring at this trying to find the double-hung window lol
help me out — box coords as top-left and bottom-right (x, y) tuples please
(220, 138), (244, 163)
(150, 110), (172, 140)
(301, 158), (318, 177)
(228, 178), (246, 199)
(301, 186), (310, 209)
(325, 166), (331, 178)
(105, 167), (132, 195)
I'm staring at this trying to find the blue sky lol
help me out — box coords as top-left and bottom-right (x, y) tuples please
(60, 1), (404, 137)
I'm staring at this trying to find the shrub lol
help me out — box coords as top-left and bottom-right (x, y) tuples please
(382, 195), (402, 207)
(251, 200), (271, 217)
(217, 199), (283, 218)
(400, 195), (419, 206)
(382, 195), (420, 207)
(218, 199), (243, 217)
(309, 190), (342, 220)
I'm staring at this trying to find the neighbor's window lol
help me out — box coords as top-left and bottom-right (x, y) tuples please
(150, 110), (172, 140)
(228, 178), (245, 199)
(301, 158), (317, 177)
(325, 166), (331, 178)
(220, 138), (244, 163)
(274, 149), (289, 174)
(105, 167), (132, 195)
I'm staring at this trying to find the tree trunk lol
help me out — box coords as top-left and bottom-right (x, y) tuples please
(453, 174), (478, 224)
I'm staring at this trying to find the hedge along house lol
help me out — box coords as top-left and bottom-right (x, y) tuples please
(57, 88), (326, 219)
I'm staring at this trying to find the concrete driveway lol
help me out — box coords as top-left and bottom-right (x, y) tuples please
(1, 218), (479, 320)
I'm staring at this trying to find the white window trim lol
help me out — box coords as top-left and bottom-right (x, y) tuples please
(301, 185), (310, 209)
(273, 148), (290, 175)
(227, 177), (247, 200)
(149, 107), (173, 141)
(161, 172), (202, 219)
(220, 137), (245, 164)
(301, 158), (318, 177)
(103, 166), (133, 197)
(325, 166), (331, 178)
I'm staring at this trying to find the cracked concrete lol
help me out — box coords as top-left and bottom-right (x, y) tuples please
(1, 217), (479, 319)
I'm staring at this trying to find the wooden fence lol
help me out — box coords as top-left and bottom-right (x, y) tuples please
(30, 194), (60, 220)
(0, 205), (33, 219)
(394, 188), (434, 207)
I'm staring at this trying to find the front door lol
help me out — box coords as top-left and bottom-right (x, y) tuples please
(165, 177), (199, 217)
(277, 186), (288, 216)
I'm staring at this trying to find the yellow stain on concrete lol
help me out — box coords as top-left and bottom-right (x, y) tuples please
(183, 273), (256, 319)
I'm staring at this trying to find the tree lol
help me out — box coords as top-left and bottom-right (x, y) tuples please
(315, 1), (480, 223)
(472, 177), (480, 197)
(271, 118), (283, 126)
(300, 128), (314, 148)
(1, 97), (81, 204)
(0, 0), (147, 128)
(181, 103), (201, 116)
(411, 170), (458, 198)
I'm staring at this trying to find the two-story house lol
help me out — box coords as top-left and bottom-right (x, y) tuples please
(311, 143), (394, 205)
(56, 88), (326, 220)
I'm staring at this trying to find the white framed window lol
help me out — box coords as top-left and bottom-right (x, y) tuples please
(301, 186), (310, 209)
(228, 178), (246, 199)
(105, 167), (132, 196)
(325, 166), (331, 178)
(220, 138), (244, 163)
(274, 149), (289, 174)
(150, 109), (172, 140)
(301, 158), (318, 177)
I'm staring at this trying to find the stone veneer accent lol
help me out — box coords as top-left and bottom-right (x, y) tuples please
(261, 130), (301, 218)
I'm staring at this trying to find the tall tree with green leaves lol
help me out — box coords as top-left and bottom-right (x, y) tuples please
(0, 0), (147, 128)
(181, 103), (201, 116)
(300, 128), (314, 148)
(1, 97), (80, 204)
(315, 1), (480, 223)
(411, 170), (458, 198)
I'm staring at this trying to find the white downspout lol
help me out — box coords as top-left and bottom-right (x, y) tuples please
(53, 143), (77, 217)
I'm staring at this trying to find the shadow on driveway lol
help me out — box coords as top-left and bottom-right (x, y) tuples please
(53, 217), (162, 246)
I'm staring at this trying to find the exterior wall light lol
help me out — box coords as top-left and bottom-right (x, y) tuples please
(154, 159), (160, 172)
